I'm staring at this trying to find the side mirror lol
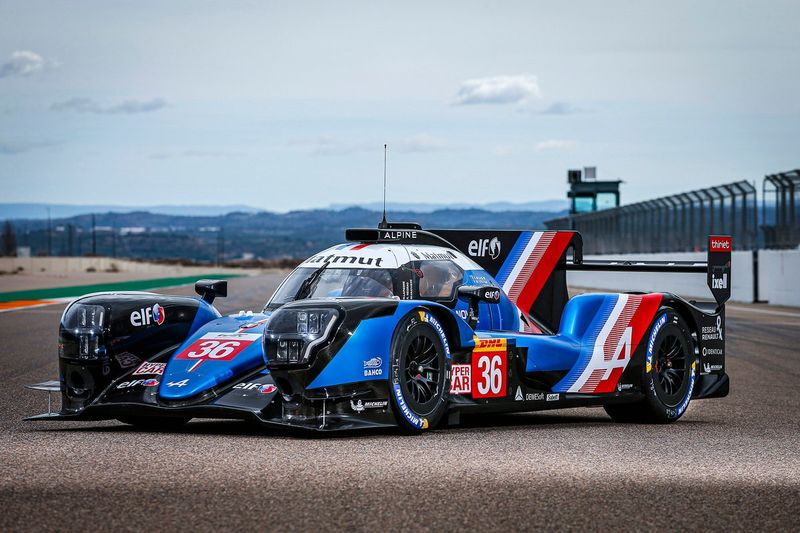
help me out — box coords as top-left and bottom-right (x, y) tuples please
(458, 285), (501, 304)
(195, 279), (228, 304)
(457, 285), (501, 329)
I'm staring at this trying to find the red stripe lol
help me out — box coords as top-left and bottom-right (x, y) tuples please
(515, 231), (574, 312)
(592, 293), (663, 393)
(351, 243), (371, 250)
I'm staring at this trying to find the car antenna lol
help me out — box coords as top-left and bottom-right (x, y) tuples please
(378, 143), (389, 229)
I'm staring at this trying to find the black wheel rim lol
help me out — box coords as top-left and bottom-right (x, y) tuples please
(403, 332), (442, 409)
(653, 333), (688, 399)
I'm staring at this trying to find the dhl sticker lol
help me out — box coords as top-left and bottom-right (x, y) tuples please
(474, 338), (507, 352)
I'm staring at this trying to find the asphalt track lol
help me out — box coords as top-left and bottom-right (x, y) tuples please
(1, 275), (798, 531)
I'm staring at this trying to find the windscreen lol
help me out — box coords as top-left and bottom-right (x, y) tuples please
(267, 267), (396, 309)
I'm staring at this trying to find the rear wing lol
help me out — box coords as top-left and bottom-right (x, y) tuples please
(430, 229), (731, 330)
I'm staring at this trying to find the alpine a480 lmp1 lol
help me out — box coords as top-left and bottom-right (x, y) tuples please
(27, 225), (731, 432)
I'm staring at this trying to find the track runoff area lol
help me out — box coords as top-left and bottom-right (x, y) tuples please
(1, 274), (798, 530)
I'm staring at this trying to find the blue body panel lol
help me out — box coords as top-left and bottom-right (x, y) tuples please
(159, 312), (271, 400)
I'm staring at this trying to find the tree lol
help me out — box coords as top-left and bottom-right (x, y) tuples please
(2, 220), (17, 256)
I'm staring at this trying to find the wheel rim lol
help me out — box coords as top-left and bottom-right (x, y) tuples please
(653, 333), (688, 399)
(403, 332), (442, 408)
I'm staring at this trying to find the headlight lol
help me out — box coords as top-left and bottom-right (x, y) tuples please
(59, 304), (107, 360)
(263, 308), (339, 365)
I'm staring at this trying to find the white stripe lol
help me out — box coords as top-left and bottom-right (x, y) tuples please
(568, 294), (629, 393)
(502, 232), (543, 295)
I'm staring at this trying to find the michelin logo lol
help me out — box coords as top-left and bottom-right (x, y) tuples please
(393, 383), (428, 429)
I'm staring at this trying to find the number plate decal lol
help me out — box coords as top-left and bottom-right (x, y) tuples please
(175, 332), (261, 372)
(471, 338), (508, 399)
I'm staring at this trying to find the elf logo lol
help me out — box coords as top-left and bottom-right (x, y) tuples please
(130, 303), (166, 327)
(468, 237), (501, 259)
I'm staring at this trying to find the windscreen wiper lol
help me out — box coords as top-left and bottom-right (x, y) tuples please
(294, 262), (329, 300)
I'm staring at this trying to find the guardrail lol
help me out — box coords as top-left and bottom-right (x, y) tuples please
(546, 181), (758, 254)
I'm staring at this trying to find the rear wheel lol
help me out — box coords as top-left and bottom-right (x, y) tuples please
(389, 310), (450, 433)
(117, 416), (191, 429)
(604, 307), (696, 423)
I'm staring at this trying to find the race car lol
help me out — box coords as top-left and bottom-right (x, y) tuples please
(27, 224), (731, 432)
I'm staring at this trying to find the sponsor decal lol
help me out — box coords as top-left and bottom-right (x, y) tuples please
(668, 361), (696, 418)
(702, 362), (723, 373)
(450, 364), (472, 394)
(233, 382), (278, 394)
(527, 392), (545, 401)
(115, 352), (141, 369)
(350, 399), (389, 412)
(363, 356), (383, 377)
(392, 383), (428, 429)
(304, 253), (383, 267)
(546, 393), (559, 401)
(471, 338), (507, 399)
(381, 230), (417, 240)
(616, 383), (634, 391)
(167, 379), (188, 388)
(116, 378), (159, 389)
(418, 311), (451, 358)
(419, 251), (455, 261)
(646, 313), (668, 373)
(175, 332), (261, 372)
(468, 237), (501, 259)
(130, 303), (165, 327)
(514, 387), (524, 401)
(132, 362), (166, 376)
(709, 236), (732, 252)
(711, 269), (728, 290)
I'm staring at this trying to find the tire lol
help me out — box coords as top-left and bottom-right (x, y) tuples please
(389, 310), (450, 433)
(604, 307), (697, 423)
(117, 416), (191, 429)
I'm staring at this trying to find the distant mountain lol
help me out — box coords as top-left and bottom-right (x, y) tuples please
(329, 200), (569, 213)
(6, 206), (568, 261)
(0, 203), (263, 220)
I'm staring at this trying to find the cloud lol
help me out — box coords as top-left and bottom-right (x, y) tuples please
(534, 101), (587, 115)
(150, 150), (244, 160)
(395, 133), (452, 153)
(535, 139), (577, 151)
(51, 97), (168, 114)
(453, 75), (541, 105)
(289, 134), (455, 156)
(0, 50), (56, 79)
(0, 139), (59, 155)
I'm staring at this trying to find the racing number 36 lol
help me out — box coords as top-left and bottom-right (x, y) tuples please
(186, 340), (240, 359)
(472, 339), (508, 399)
(175, 332), (261, 363)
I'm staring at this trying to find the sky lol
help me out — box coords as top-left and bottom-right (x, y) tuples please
(1, 0), (798, 212)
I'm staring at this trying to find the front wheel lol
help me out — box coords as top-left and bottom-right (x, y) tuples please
(604, 307), (697, 423)
(389, 310), (450, 433)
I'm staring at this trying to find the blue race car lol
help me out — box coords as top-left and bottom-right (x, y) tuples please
(27, 224), (730, 432)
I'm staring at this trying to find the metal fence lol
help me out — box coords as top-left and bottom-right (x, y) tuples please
(762, 169), (800, 249)
(545, 180), (759, 254)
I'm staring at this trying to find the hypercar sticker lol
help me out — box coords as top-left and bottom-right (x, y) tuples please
(132, 362), (166, 376)
(450, 364), (472, 394)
